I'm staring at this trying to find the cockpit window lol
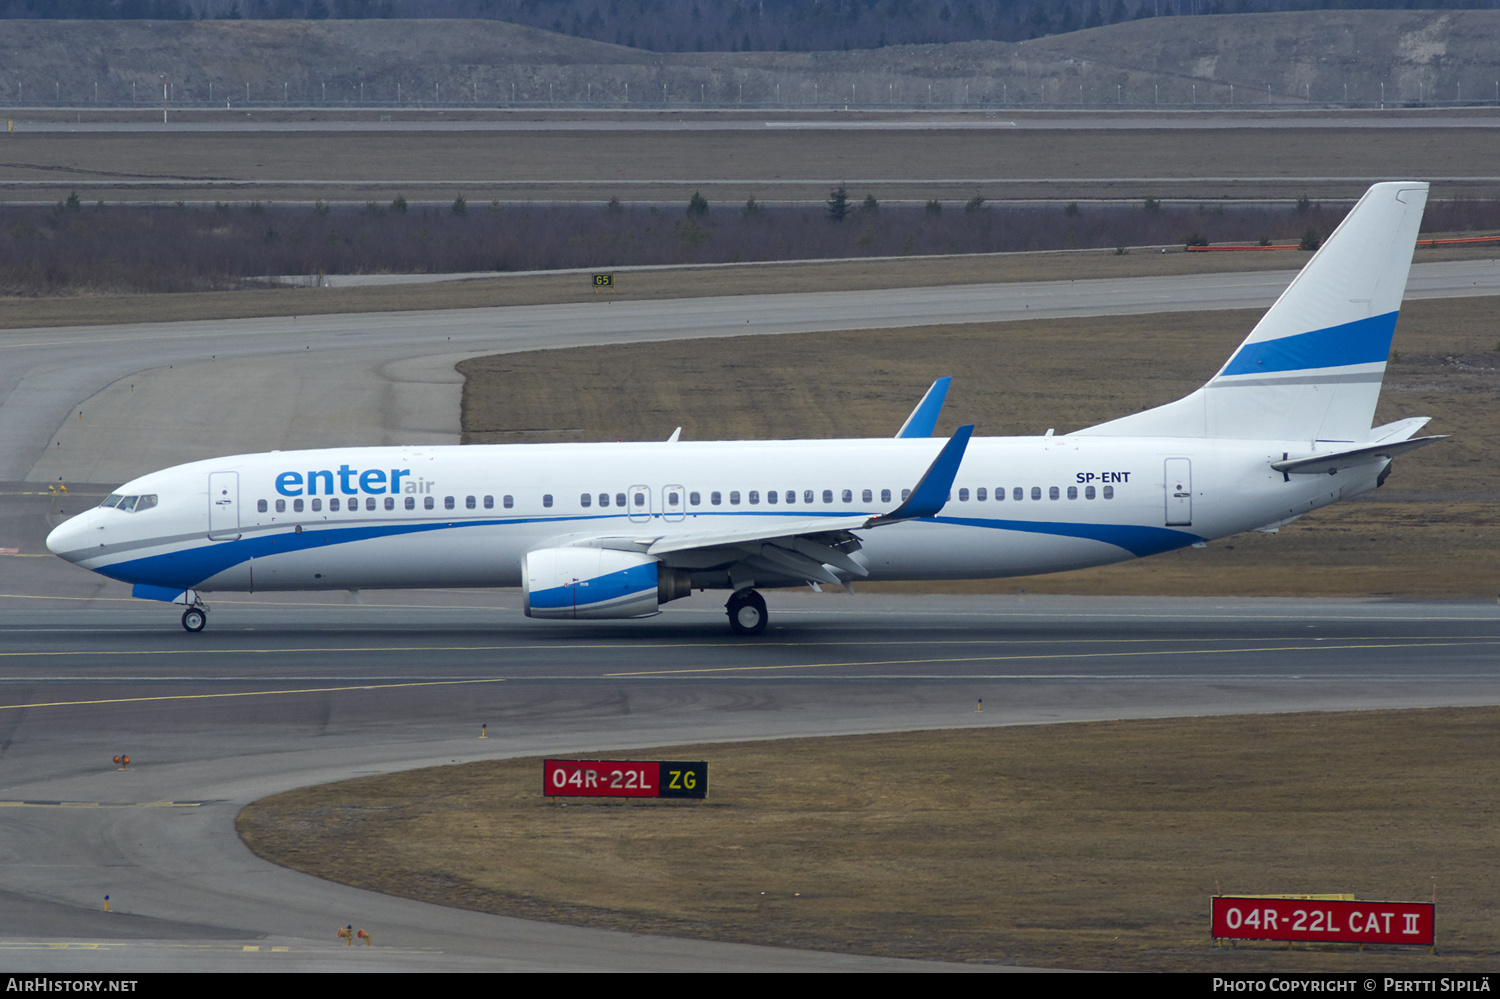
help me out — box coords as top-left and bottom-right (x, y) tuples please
(99, 493), (157, 513)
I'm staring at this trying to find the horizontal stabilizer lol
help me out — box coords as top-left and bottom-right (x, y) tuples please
(1271, 436), (1446, 475)
(1369, 416), (1431, 443)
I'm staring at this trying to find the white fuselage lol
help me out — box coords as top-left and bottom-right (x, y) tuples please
(46, 435), (1375, 595)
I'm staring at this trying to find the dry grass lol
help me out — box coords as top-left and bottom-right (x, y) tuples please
(6, 125), (1500, 206)
(8, 126), (1500, 189)
(459, 295), (1500, 599)
(238, 707), (1500, 971)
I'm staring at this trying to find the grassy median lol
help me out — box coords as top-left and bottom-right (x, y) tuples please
(238, 706), (1500, 971)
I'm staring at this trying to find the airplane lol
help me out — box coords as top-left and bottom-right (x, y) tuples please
(46, 182), (1443, 635)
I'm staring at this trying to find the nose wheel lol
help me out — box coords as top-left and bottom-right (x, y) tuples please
(726, 589), (767, 636)
(181, 607), (207, 633)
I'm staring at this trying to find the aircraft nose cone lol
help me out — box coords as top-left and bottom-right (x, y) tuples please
(46, 513), (91, 560)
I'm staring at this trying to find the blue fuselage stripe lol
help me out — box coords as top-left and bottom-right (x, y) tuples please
(98, 512), (1201, 588)
(930, 516), (1201, 558)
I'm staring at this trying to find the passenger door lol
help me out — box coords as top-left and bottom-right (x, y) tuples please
(208, 471), (241, 540)
(1164, 458), (1192, 526)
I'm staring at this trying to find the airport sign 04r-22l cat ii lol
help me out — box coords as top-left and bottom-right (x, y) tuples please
(46, 183), (1444, 635)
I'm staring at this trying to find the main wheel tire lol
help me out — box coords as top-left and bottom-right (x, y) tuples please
(181, 608), (207, 633)
(726, 590), (767, 636)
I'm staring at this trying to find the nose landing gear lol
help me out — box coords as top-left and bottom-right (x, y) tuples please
(725, 589), (767, 636)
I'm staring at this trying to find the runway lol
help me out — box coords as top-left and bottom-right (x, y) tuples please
(2, 592), (1496, 971)
(3, 255), (1498, 970)
(17, 114), (1500, 133)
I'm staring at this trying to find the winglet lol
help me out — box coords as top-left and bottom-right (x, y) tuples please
(866, 424), (974, 526)
(894, 377), (952, 438)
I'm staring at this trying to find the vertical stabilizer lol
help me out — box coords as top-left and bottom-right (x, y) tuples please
(1078, 182), (1429, 442)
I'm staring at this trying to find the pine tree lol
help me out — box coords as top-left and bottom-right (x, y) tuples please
(826, 184), (850, 222)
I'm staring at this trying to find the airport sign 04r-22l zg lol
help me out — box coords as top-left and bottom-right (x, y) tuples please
(543, 759), (708, 799)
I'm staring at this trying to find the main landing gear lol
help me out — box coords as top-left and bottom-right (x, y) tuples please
(181, 606), (207, 633)
(726, 589), (767, 636)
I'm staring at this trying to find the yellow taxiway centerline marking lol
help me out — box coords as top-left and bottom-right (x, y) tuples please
(0, 634), (1488, 658)
(0, 676), (506, 712)
(604, 640), (1500, 676)
(0, 800), (204, 808)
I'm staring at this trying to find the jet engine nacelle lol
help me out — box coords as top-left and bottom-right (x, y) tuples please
(522, 547), (690, 619)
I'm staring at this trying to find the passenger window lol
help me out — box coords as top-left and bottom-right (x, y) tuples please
(1085, 486), (1096, 500)
(367, 497), (376, 511)
(958, 488), (969, 502)
(293, 499), (304, 512)
(785, 490), (795, 504)
(822, 490), (833, 504)
(977, 488), (987, 501)
(1030, 487), (1041, 500)
(504, 495), (514, 508)
(466, 495), (476, 509)
(749, 490), (760, 505)
(881, 489), (891, 503)
(257, 499), (268, 513)
(276, 499), (286, 513)
(667, 491), (680, 507)
(444, 496), (455, 510)
(1103, 485), (1114, 499)
(543, 494), (553, 508)
(405, 496), (415, 510)
(312, 498), (322, 512)
(1013, 487), (1023, 501)
(1049, 486), (1060, 500)
(803, 490), (814, 504)
(1067, 486), (1078, 500)
(689, 492), (700, 505)
(862, 489), (872, 503)
(385, 497), (395, 510)
(598, 493), (609, 507)
(729, 491), (740, 505)
(633, 492), (644, 507)
(580, 493), (591, 507)
(330, 498), (340, 511)
(901, 489), (911, 501)
(614, 493), (625, 507)
(424, 496), (434, 510)
(765, 491), (776, 505)
(842, 489), (852, 503)
(483, 495), (494, 509)
(711, 491), (722, 506)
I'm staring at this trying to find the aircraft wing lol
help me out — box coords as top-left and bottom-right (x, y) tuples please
(585, 425), (975, 589)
